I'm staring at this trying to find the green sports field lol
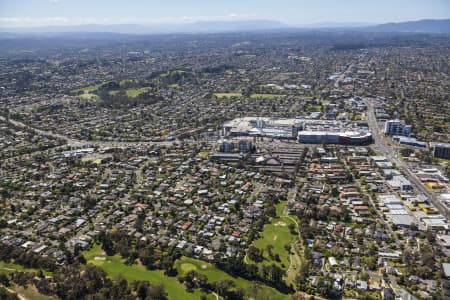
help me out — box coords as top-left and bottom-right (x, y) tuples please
(175, 256), (290, 300)
(84, 244), (211, 300)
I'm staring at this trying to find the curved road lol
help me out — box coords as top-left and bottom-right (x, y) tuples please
(0, 115), (187, 149)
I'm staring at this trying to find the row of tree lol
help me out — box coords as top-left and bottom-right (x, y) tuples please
(4, 265), (168, 300)
(214, 255), (291, 293)
(0, 242), (56, 272)
(97, 231), (180, 275)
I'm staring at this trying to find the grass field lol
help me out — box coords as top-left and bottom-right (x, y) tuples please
(74, 83), (103, 93)
(84, 245), (289, 299)
(306, 104), (322, 111)
(81, 156), (103, 164)
(73, 83), (103, 100)
(213, 92), (243, 98)
(74, 83), (149, 99)
(0, 261), (52, 277)
(213, 92), (284, 99)
(175, 256), (290, 300)
(125, 87), (150, 97)
(108, 87), (150, 98)
(250, 202), (297, 270)
(119, 79), (138, 86)
(83, 244), (212, 300)
(79, 93), (100, 100)
(250, 94), (285, 99)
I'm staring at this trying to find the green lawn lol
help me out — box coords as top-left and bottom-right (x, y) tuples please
(84, 244), (209, 300)
(175, 256), (290, 300)
(74, 83), (149, 99)
(73, 83), (103, 99)
(108, 87), (150, 98)
(73, 83), (103, 93)
(79, 93), (100, 100)
(250, 202), (297, 270)
(213, 92), (243, 98)
(126, 87), (150, 97)
(160, 70), (187, 78)
(0, 261), (52, 277)
(213, 93), (284, 99)
(108, 90), (119, 96)
(250, 94), (285, 99)
(119, 79), (138, 86)
(306, 104), (322, 112)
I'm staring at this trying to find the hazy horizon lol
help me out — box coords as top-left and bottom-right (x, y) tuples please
(0, 0), (449, 28)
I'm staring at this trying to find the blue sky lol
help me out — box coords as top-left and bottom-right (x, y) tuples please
(0, 0), (449, 27)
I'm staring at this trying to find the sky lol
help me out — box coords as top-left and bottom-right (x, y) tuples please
(0, 0), (449, 27)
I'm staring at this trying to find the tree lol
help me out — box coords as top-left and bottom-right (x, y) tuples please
(139, 246), (156, 270)
(99, 232), (115, 256)
(265, 205), (276, 218)
(317, 276), (335, 298)
(106, 277), (134, 300)
(330, 186), (340, 198)
(183, 270), (208, 290)
(291, 293), (306, 300)
(77, 254), (87, 265)
(82, 265), (109, 293)
(0, 287), (19, 300)
(266, 244), (274, 259)
(247, 246), (264, 263)
(214, 279), (234, 295)
(288, 223), (297, 235)
(146, 284), (168, 300)
(214, 279), (237, 300)
(0, 273), (10, 286)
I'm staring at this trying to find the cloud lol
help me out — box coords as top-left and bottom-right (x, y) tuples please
(0, 17), (105, 27)
(49, 0), (61, 3)
(0, 13), (259, 27)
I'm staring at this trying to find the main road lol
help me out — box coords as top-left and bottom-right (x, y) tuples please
(365, 98), (449, 220)
(334, 63), (355, 88)
(0, 115), (193, 149)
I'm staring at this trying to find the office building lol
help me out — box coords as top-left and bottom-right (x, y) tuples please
(431, 142), (450, 159)
(384, 120), (412, 137)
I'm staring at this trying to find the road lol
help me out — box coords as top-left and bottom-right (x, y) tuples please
(283, 186), (298, 215)
(365, 98), (449, 220)
(334, 63), (355, 88)
(0, 115), (192, 149)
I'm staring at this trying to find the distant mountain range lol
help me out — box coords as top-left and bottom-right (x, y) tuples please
(0, 20), (287, 34)
(367, 19), (450, 33)
(0, 18), (449, 35)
